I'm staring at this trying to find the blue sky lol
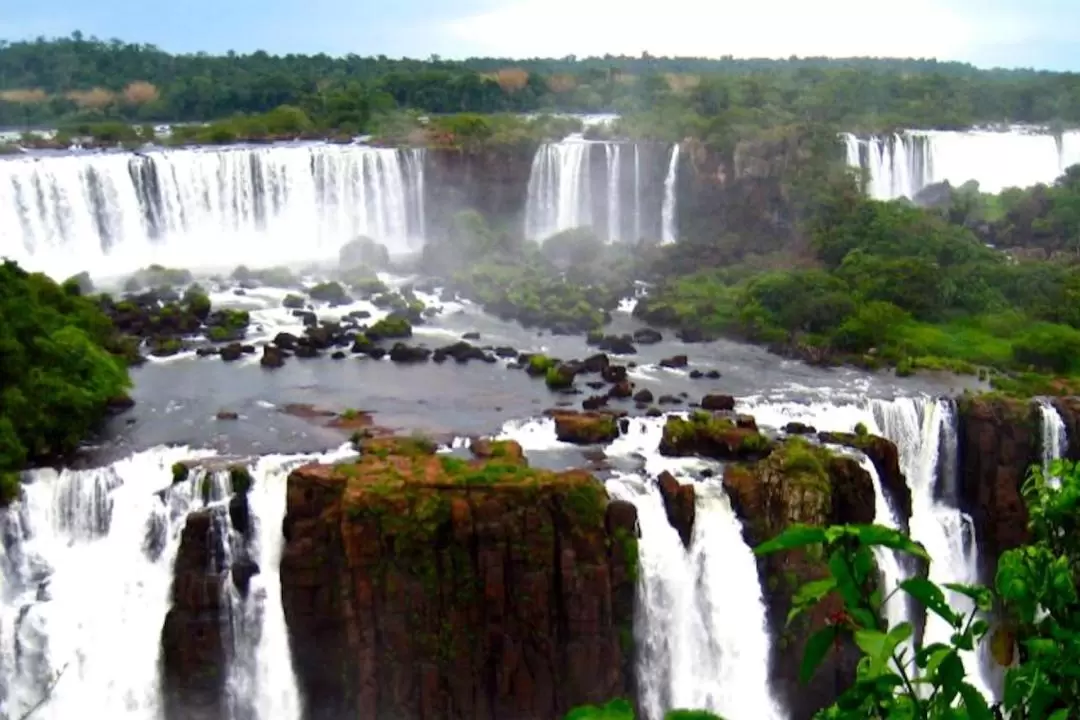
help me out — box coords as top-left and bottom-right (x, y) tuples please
(2, 0), (1078, 70)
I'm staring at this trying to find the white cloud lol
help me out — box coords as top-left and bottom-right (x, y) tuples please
(446, 0), (984, 60)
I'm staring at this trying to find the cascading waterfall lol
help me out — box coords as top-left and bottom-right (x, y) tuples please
(843, 128), (1080, 200)
(0, 446), (218, 720)
(0, 444), (353, 720)
(0, 144), (427, 279)
(605, 473), (784, 720)
(870, 398), (996, 699)
(606, 144), (622, 243)
(661, 144), (679, 244)
(523, 139), (592, 242)
(739, 396), (997, 700)
(1037, 399), (1068, 480)
(524, 139), (668, 244)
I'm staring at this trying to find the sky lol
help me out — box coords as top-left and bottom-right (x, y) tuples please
(2, 0), (1079, 71)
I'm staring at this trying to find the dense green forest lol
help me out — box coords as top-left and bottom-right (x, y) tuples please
(0, 262), (131, 505)
(3, 33), (1080, 134)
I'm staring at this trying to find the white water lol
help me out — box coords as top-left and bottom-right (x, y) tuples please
(739, 396), (997, 700)
(843, 128), (1080, 200)
(0, 144), (426, 279)
(524, 138), (670, 244)
(0, 443), (353, 720)
(0, 446), (216, 720)
(1037, 399), (1068, 482)
(661, 144), (679, 245)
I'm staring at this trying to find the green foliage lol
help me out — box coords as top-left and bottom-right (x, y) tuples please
(0, 260), (131, 503)
(564, 699), (726, 720)
(367, 313), (413, 340)
(228, 465), (253, 495)
(171, 462), (189, 484)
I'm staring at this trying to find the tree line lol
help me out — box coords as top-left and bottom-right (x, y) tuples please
(3, 33), (1080, 133)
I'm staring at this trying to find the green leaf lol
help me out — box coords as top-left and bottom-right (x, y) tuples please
(936, 651), (965, 706)
(850, 524), (930, 560)
(800, 625), (840, 685)
(787, 578), (837, 626)
(1048, 710), (1071, 720)
(958, 682), (994, 720)
(754, 524), (826, 556)
(901, 578), (960, 628)
(854, 622), (913, 677)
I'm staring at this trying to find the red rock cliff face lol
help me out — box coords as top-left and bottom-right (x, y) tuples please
(722, 440), (875, 720)
(280, 437), (638, 720)
(160, 508), (230, 720)
(955, 396), (1041, 581)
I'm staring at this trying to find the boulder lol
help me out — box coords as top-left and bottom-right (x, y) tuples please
(700, 394), (735, 412)
(339, 236), (390, 271)
(546, 410), (620, 445)
(659, 411), (772, 461)
(260, 345), (286, 369)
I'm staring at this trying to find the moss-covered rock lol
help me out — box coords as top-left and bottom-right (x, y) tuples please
(659, 411), (773, 461)
(123, 264), (194, 292)
(309, 281), (351, 305)
(366, 313), (413, 341)
(723, 437), (875, 718)
(547, 410), (619, 445)
(656, 471), (695, 548)
(279, 435), (637, 719)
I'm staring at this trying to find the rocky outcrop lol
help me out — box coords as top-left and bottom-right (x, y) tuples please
(955, 396), (1041, 581)
(160, 509), (230, 720)
(280, 436), (638, 720)
(659, 410), (772, 461)
(547, 409), (620, 445)
(817, 431), (910, 529)
(656, 471), (695, 548)
(723, 439), (875, 720)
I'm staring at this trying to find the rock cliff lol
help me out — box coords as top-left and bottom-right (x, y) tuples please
(279, 436), (638, 720)
(160, 507), (231, 720)
(722, 438), (876, 720)
(424, 146), (537, 238)
(955, 396), (1041, 581)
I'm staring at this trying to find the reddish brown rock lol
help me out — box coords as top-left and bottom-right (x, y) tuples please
(656, 471), (696, 548)
(956, 396), (1041, 581)
(280, 436), (637, 720)
(723, 439), (875, 720)
(545, 409), (620, 445)
(160, 509), (230, 720)
(817, 431), (910, 529)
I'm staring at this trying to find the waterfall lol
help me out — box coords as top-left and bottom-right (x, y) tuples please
(0, 444), (353, 720)
(0, 144), (427, 280)
(843, 128), (1080, 200)
(1037, 399), (1068, 483)
(523, 139), (592, 242)
(606, 473), (784, 720)
(0, 446), (216, 719)
(606, 144), (622, 244)
(661, 144), (679, 245)
(523, 138), (660, 244)
(633, 144), (642, 243)
(738, 396), (998, 701)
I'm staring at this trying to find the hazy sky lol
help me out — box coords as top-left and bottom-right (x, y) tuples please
(2, 0), (1078, 70)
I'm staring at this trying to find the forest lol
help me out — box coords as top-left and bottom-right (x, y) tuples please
(3, 33), (1080, 134)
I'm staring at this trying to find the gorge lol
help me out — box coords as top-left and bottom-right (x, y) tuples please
(2, 121), (1080, 720)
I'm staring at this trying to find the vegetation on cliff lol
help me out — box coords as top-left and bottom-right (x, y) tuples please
(635, 165), (1080, 396)
(0, 260), (131, 505)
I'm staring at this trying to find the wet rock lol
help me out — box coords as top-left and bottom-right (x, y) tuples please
(601, 365), (628, 384)
(546, 410), (620, 445)
(657, 395), (682, 405)
(292, 310), (318, 327)
(632, 328), (663, 345)
(260, 345), (285, 369)
(659, 411), (771, 461)
(785, 422), (816, 435)
(219, 343), (244, 362)
(657, 471), (695, 548)
(215, 411), (239, 421)
(633, 389), (654, 404)
(607, 380), (633, 399)
(701, 394), (735, 412)
(389, 343), (431, 364)
(705, 370), (721, 379)
(659, 354), (689, 369)
(282, 294), (306, 310)
(294, 345), (320, 359)
(272, 332), (299, 351)
(494, 346), (518, 358)
(331, 351), (347, 360)
(582, 395), (609, 411)
(582, 353), (611, 374)
(689, 370), (703, 379)
(462, 331), (481, 340)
